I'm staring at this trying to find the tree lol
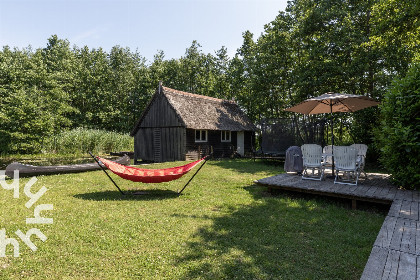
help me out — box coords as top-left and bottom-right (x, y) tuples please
(369, 0), (420, 73)
(229, 31), (258, 121)
(375, 63), (420, 189)
(0, 44), (67, 153)
(213, 46), (231, 99)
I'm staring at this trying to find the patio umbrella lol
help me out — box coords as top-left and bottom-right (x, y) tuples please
(284, 92), (379, 175)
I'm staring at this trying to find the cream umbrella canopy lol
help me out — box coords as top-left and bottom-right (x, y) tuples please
(284, 93), (379, 115)
(285, 92), (380, 176)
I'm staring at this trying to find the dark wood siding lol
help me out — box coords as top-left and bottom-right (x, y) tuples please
(135, 127), (185, 162)
(160, 127), (186, 162)
(139, 93), (183, 128)
(135, 128), (154, 162)
(134, 93), (186, 163)
(186, 129), (255, 159)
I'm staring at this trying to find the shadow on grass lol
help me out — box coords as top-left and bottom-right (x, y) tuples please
(73, 189), (180, 201)
(174, 185), (383, 280)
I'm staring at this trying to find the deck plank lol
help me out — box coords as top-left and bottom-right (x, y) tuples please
(397, 252), (417, 279)
(385, 188), (398, 201)
(374, 216), (398, 249)
(366, 185), (381, 198)
(374, 187), (391, 200)
(361, 246), (388, 280)
(323, 181), (338, 192)
(390, 219), (405, 251)
(417, 257), (420, 280)
(377, 187), (392, 200)
(400, 220), (417, 254)
(371, 188), (385, 200)
(332, 183), (349, 194)
(413, 191), (420, 202)
(416, 222), (420, 256)
(411, 201), (419, 222)
(405, 191), (414, 202)
(352, 185), (371, 197)
(395, 190), (412, 201)
(400, 200), (413, 220)
(388, 200), (403, 217)
(382, 250), (400, 280)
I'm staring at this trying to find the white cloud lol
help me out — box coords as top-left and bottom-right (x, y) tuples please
(70, 28), (103, 45)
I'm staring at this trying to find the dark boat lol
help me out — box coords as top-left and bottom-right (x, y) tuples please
(5, 155), (130, 178)
(110, 151), (134, 157)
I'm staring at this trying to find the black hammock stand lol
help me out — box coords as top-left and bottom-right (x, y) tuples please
(89, 152), (211, 196)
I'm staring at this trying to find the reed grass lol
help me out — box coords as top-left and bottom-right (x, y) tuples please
(44, 128), (133, 154)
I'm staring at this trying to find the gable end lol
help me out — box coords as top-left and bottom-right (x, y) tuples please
(130, 85), (185, 136)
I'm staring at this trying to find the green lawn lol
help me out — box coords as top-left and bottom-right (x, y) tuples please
(0, 159), (384, 279)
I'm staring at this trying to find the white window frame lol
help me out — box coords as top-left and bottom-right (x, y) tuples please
(195, 130), (208, 143)
(221, 130), (231, 142)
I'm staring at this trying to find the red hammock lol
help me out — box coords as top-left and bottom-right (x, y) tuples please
(97, 156), (207, 183)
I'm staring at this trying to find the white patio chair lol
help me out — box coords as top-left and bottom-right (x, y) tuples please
(322, 145), (333, 172)
(333, 146), (360, 185)
(301, 144), (325, 181)
(350, 144), (368, 178)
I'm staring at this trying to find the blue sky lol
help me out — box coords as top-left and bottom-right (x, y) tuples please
(0, 0), (288, 62)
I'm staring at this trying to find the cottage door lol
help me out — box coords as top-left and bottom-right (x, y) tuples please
(237, 131), (244, 156)
(153, 128), (162, 162)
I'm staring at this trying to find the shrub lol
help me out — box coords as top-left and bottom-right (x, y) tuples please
(45, 128), (133, 155)
(375, 63), (420, 189)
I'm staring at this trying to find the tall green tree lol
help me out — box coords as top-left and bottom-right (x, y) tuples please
(375, 63), (420, 189)
(72, 46), (111, 128)
(229, 31), (258, 121)
(0, 44), (69, 153)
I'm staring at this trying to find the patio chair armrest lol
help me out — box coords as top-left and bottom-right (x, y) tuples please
(356, 155), (365, 165)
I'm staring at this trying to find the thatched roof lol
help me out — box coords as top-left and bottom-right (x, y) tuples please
(131, 84), (256, 136)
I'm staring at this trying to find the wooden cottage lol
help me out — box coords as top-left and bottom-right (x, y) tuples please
(130, 83), (256, 163)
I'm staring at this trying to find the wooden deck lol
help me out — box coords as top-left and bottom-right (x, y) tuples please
(255, 173), (420, 279)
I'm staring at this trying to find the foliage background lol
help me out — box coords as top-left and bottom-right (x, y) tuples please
(0, 0), (418, 185)
(375, 63), (420, 189)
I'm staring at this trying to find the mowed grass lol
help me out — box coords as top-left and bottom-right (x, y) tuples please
(0, 159), (384, 279)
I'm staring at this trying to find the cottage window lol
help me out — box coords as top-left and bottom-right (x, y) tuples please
(221, 130), (231, 142)
(195, 130), (208, 142)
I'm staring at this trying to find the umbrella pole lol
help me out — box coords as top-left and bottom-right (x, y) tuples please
(330, 103), (335, 177)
